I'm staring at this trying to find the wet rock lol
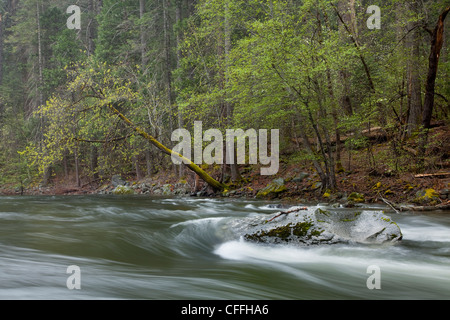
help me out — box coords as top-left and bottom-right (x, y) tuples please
(227, 206), (402, 246)
(413, 189), (440, 204)
(439, 188), (449, 199)
(310, 181), (322, 190)
(256, 178), (287, 199)
(111, 175), (127, 187)
(347, 192), (365, 203)
(292, 172), (310, 183)
(112, 185), (135, 195)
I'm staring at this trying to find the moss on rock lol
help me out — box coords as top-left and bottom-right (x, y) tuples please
(256, 178), (287, 199)
(348, 192), (365, 203)
(413, 188), (439, 204)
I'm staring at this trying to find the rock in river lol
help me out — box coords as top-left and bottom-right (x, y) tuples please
(227, 206), (402, 246)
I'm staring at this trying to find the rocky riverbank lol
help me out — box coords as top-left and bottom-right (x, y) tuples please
(90, 169), (450, 211)
(1, 165), (449, 212)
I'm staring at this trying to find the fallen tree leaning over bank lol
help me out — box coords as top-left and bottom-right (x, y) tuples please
(107, 101), (226, 192)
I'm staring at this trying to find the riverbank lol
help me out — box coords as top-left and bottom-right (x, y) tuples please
(2, 162), (449, 211)
(1, 124), (449, 211)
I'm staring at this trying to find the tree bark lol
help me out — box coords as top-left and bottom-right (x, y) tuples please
(405, 2), (423, 135)
(74, 144), (81, 188)
(336, 0), (356, 116)
(224, 0), (241, 182)
(175, 0), (184, 178)
(0, 11), (3, 86)
(422, 6), (450, 129)
(90, 145), (99, 180)
(163, 0), (173, 107)
(36, 1), (44, 107)
(87, 0), (95, 56)
(417, 6), (449, 169)
(139, 0), (148, 66)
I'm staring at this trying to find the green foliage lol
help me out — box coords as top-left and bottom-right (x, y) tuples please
(0, 0), (449, 188)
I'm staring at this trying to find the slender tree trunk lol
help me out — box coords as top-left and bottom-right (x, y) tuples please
(406, 2), (423, 135)
(175, 0), (184, 178)
(418, 6), (450, 168)
(337, 0), (356, 116)
(63, 149), (69, 179)
(74, 145), (81, 187)
(90, 145), (99, 180)
(140, 0), (148, 66)
(0, 11), (3, 86)
(422, 6), (450, 130)
(36, 1), (44, 107)
(162, 0), (176, 174)
(163, 0), (173, 108)
(87, 0), (96, 56)
(145, 149), (152, 177)
(134, 154), (143, 180)
(224, 0), (240, 182)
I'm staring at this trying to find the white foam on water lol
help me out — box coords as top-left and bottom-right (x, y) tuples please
(213, 238), (450, 285)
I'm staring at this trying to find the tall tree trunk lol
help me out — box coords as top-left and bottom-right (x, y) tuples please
(74, 144), (81, 187)
(0, 11), (3, 87)
(175, 0), (184, 178)
(162, 0), (173, 108)
(145, 149), (152, 177)
(87, 0), (95, 56)
(224, 0), (240, 182)
(422, 6), (450, 130)
(90, 145), (99, 180)
(163, 0), (176, 174)
(134, 154), (143, 180)
(418, 6), (449, 169)
(36, 1), (44, 107)
(406, 2), (423, 135)
(139, 0), (147, 66)
(337, 0), (356, 116)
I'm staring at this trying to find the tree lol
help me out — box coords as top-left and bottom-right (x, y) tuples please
(25, 61), (225, 191)
(422, 6), (450, 130)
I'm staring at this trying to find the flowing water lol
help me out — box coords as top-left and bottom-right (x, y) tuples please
(0, 195), (449, 300)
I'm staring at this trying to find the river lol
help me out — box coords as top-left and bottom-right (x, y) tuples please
(0, 195), (449, 300)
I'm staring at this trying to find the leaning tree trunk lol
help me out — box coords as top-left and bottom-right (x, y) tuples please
(108, 103), (226, 192)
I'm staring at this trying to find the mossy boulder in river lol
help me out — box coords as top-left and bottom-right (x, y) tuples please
(226, 206), (402, 246)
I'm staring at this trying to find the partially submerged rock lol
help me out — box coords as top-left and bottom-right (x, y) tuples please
(227, 206), (402, 246)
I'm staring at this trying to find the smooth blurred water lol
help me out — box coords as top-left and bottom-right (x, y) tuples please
(0, 195), (449, 300)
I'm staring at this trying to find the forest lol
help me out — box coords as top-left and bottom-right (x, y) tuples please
(0, 0), (449, 204)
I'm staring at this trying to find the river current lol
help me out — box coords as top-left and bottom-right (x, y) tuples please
(0, 195), (449, 300)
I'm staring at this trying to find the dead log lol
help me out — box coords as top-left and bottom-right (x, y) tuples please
(414, 172), (450, 178)
(267, 206), (308, 222)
